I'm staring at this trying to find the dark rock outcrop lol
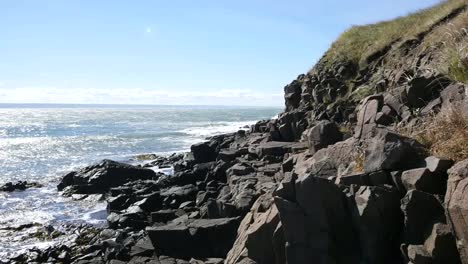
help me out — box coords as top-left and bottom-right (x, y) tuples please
(146, 217), (240, 258)
(57, 159), (158, 194)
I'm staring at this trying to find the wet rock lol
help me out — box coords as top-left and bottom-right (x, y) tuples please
(146, 217), (240, 258)
(0, 181), (42, 192)
(57, 160), (158, 194)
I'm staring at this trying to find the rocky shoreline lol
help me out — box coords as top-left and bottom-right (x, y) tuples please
(3, 99), (468, 263)
(3, 1), (468, 263)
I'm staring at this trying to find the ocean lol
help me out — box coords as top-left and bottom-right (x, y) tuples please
(0, 104), (281, 255)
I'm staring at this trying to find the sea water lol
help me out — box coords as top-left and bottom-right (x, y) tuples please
(0, 104), (280, 255)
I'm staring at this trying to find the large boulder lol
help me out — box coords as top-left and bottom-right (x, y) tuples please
(364, 129), (426, 173)
(404, 73), (449, 108)
(445, 160), (468, 264)
(146, 217), (240, 258)
(351, 186), (403, 263)
(225, 194), (284, 264)
(191, 141), (218, 163)
(423, 223), (461, 264)
(354, 95), (383, 139)
(304, 120), (343, 154)
(305, 138), (357, 178)
(401, 190), (446, 244)
(284, 79), (302, 111)
(401, 168), (446, 195)
(275, 175), (360, 264)
(57, 160), (158, 194)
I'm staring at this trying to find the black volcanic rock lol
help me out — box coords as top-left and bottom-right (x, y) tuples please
(57, 159), (159, 194)
(0, 181), (42, 192)
(146, 217), (240, 258)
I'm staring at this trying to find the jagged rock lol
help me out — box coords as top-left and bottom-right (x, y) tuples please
(276, 111), (309, 142)
(275, 175), (360, 264)
(405, 73), (449, 108)
(225, 194), (283, 264)
(251, 141), (297, 157)
(57, 160), (158, 194)
(445, 160), (468, 264)
(0, 181), (43, 192)
(425, 156), (454, 174)
(401, 190), (446, 244)
(336, 170), (391, 186)
(351, 186), (402, 263)
(107, 194), (132, 213)
(151, 209), (178, 223)
(284, 79), (302, 111)
(218, 149), (240, 162)
(440, 82), (467, 109)
(424, 223), (461, 263)
(364, 129), (426, 173)
(227, 163), (255, 178)
(390, 171), (406, 193)
(401, 168), (446, 195)
(133, 192), (163, 212)
(406, 245), (432, 264)
(160, 184), (198, 209)
(375, 105), (397, 125)
(305, 120), (343, 154)
(305, 137), (357, 178)
(130, 236), (154, 257)
(274, 172), (297, 202)
(191, 141), (218, 163)
(146, 217), (240, 258)
(354, 95), (383, 138)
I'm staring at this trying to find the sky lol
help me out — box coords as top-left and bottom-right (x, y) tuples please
(0, 0), (443, 106)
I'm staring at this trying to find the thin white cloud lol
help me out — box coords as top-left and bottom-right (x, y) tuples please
(0, 87), (283, 106)
(146, 27), (152, 33)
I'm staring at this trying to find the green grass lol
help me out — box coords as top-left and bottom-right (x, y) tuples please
(320, 0), (467, 70)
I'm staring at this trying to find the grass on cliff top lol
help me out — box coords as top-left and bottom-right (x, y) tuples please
(321, 0), (467, 69)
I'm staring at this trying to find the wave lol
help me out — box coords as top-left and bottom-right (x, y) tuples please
(179, 120), (256, 138)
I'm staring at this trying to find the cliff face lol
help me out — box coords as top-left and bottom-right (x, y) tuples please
(273, 0), (467, 142)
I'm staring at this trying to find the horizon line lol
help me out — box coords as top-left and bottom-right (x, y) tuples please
(0, 102), (284, 108)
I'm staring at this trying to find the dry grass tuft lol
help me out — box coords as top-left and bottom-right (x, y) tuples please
(442, 23), (468, 83)
(403, 103), (468, 161)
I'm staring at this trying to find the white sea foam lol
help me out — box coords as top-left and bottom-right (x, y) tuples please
(179, 120), (256, 138)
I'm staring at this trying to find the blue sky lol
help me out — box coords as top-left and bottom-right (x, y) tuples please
(0, 0), (442, 106)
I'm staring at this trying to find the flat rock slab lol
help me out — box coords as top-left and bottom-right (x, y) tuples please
(146, 217), (240, 258)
